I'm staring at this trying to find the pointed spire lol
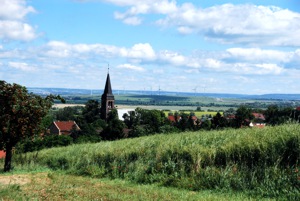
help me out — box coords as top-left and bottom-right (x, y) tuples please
(101, 68), (115, 121)
(103, 73), (113, 95)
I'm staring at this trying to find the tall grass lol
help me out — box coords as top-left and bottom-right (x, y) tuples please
(4, 123), (300, 199)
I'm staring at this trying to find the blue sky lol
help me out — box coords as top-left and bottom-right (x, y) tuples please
(1, 0), (300, 94)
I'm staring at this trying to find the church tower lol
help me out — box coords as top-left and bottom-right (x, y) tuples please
(100, 72), (115, 120)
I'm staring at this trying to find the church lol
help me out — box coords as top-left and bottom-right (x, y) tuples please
(100, 72), (115, 120)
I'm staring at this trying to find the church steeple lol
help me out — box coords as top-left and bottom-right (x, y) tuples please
(101, 72), (115, 120)
(103, 73), (113, 95)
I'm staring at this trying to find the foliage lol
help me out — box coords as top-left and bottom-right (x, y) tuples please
(125, 108), (167, 137)
(234, 106), (254, 128)
(158, 125), (180, 134)
(264, 105), (294, 125)
(54, 106), (83, 121)
(0, 81), (63, 171)
(211, 112), (228, 129)
(135, 108), (167, 133)
(201, 119), (212, 130)
(8, 123), (300, 199)
(16, 135), (73, 153)
(82, 100), (101, 124)
(123, 111), (136, 129)
(53, 100), (105, 143)
(100, 109), (125, 140)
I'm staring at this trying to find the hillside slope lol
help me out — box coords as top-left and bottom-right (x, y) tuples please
(8, 124), (300, 199)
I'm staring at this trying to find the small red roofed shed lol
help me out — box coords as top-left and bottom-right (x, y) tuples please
(48, 121), (80, 135)
(296, 107), (300, 111)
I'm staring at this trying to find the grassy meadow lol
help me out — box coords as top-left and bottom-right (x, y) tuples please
(0, 172), (260, 200)
(1, 124), (300, 200)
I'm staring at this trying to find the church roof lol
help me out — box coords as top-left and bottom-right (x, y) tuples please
(103, 73), (113, 95)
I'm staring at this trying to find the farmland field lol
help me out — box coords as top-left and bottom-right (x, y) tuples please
(163, 110), (220, 117)
(53, 93), (300, 113)
(56, 93), (297, 111)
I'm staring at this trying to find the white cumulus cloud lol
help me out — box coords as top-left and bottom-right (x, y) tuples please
(80, 1), (300, 46)
(226, 48), (292, 63)
(9, 62), (36, 71)
(0, 0), (35, 20)
(158, 4), (300, 46)
(120, 43), (156, 61)
(117, 63), (145, 71)
(0, 0), (36, 41)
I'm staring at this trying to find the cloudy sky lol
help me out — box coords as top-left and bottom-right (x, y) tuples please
(1, 0), (300, 94)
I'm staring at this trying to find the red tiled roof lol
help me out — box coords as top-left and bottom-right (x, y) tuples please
(168, 115), (181, 122)
(296, 107), (300, 111)
(168, 116), (176, 122)
(252, 113), (265, 120)
(0, 150), (6, 159)
(54, 121), (79, 131)
(226, 115), (235, 119)
(191, 116), (198, 121)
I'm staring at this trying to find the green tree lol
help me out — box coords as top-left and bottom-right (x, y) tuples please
(122, 110), (137, 129)
(0, 81), (64, 171)
(235, 106), (253, 128)
(134, 108), (166, 133)
(176, 112), (190, 131)
(100, 109), (125, 140)
(73, 100), (105, 142)
(82, 100), (101, 124)
(201, 119), (212, 130)
(55, 106), (82, 121)
(265, 105), (294, 125)
(212, 112), (228, 129)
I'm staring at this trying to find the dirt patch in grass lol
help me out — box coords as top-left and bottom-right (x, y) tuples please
(0, 173), (51, 186)
(0, 174), (31, 185)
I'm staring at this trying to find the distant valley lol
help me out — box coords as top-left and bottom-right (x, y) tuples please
(28, 87), (300, 101)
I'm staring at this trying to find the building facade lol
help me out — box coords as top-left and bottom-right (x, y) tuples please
(48, 121), (80, 135)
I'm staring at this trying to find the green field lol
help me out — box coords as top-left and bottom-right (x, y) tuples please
(61, 94), (291, 111)
(163, 110), (220, 117)
(1, 124), (299, 200)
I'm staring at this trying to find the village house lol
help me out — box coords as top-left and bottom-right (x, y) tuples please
(48, 121), (80, 135)
(168, 114), (199, 125)
(250, 112), (266, 128)
(167, 114), (181, 124)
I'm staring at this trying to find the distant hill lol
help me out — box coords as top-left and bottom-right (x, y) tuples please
(28, 87), (300, 100)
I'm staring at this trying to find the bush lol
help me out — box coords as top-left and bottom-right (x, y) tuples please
(17, 135), (73, 153)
